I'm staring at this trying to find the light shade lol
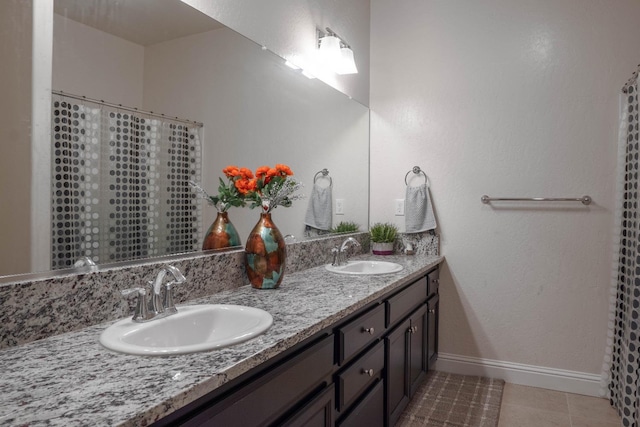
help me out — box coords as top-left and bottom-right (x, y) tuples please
(318, 35), (342, 69)
(335, 47), (358, 75)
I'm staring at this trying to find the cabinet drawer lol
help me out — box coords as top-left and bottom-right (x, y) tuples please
(281, 384), (334, 427)
(386, 277), (428, 327)
(337, 379), (384, 427)
(337, 341), (384, 412)
(183, 335), (334, 427)
(428, 267), (440, 297)
(337, 304), (385, 365)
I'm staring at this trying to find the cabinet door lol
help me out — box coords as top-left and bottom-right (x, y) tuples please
(409, 304), (428, 396)
(385, 317), (410, 427)
(427, 294), (439, 369)
(281, 384), (334, 427)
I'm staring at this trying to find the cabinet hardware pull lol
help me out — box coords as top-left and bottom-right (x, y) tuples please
(428, 309), (436, 314)
(408, 326), (418, 333)
(433, 279), (439, 284)
(362, 327), (375, 335)
(362, 368), (374, 377)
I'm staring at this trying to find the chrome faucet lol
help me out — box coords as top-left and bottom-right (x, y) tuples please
(331, 237), (361, 266)
(73, 256), (97, 271)
(121, 264), (186, 322)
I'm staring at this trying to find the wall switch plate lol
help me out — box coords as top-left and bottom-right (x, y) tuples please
(395, 199), (405, 216)
(335, 199), (345, 215)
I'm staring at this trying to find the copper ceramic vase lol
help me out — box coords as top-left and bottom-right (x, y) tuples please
(202, 212), (241, 250)
(244, 213), (286, 289)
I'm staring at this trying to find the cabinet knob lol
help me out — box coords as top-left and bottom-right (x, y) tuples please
(407, 325), (418, 333)
(428, 309), (436, 314)
(362, 368), (374, 377)
(362, 327), (375, 335)
(433, 279), (439, 284)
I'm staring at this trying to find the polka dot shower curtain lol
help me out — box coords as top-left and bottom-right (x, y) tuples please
(603, 67), (640, 427)
(51, 94), (202, 269)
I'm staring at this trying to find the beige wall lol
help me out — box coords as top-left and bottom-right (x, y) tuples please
(370, 0), (640, 377)
(52, 14), (145, 107)
(0, 0), (32, 276)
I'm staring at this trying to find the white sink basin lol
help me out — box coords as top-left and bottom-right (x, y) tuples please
(99, 304), (273, 356)
(325, 260), (403, 275)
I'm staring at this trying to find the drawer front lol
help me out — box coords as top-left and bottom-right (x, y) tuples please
(281, 384), (335, 427)
(338, 304), (386, 364)
(186, 335), (334, 427)
(337, 341), (385, 411)
(386, 276), (428, 327)
(427, 267), (440, 297)
(337, 379), (384, 427)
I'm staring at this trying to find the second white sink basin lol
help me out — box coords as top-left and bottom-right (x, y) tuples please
(99, 304), (273, 356)
(325, 260), (403, 275)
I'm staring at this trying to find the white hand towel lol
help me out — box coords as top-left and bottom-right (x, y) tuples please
(304, 184), (333, 231)
(405, 183), (436, 233)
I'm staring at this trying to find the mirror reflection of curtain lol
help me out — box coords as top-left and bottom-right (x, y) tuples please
(51, 95), (202, 269)
(603, 69), (640, 427)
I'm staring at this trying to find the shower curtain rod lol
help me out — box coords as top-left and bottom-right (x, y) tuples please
(622, 64), (640, 93)
(52, 90), (204, 127)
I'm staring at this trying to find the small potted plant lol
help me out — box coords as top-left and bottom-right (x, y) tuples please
(332, 221), (360, 234)
(370, 222), (398, 255)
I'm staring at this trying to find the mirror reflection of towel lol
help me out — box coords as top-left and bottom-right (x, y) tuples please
(304, 184), (332, 231)
(405, 184), (436, 232)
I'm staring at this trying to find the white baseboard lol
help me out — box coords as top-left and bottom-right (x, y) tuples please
(434, 353), (603, 397)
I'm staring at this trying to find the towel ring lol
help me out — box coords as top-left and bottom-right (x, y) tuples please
(405, 166), (428, 186)
(314, 168), (332, 187)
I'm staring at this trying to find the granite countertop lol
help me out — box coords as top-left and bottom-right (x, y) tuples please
(0, 254), (443, 427)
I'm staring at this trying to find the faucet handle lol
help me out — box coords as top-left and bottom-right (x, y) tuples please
(163, 281), (181, 315)
(331, 247), (340, 266)
(121, 287), (149, 322)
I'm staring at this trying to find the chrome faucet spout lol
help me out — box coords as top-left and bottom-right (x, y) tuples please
(340, 237), (361, 252)
(332, 237), (361, 266)
(152, 265), (186, 296)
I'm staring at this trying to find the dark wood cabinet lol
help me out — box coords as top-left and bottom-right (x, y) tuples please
(153, 266), (440, 427)
(386, 316), (411, 426)
(409, 304), (428, 396)
(386, 303), (428, 426)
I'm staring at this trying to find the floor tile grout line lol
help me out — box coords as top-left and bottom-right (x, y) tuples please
(565, 392), (574, 427)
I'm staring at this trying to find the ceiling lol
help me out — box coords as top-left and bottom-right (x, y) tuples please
(53, 0), (225, 46)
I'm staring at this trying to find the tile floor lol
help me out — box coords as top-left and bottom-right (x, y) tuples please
(498, 383), (621, 427)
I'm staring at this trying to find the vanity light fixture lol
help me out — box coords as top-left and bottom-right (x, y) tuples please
(317, 27), (358, 75)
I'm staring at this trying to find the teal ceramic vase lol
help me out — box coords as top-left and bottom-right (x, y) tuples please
(244, 213), (286, 289)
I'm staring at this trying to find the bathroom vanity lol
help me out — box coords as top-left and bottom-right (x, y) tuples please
(0, 254), (442, 426)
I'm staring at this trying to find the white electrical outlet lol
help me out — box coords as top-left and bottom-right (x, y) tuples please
(395, 199), (405, 216)
(336, 199), (345, 215)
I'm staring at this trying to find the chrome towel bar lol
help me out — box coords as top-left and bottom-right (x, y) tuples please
(481, 195), (592, 205)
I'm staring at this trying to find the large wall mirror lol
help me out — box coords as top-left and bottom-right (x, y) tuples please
(0, 0), (369, 279)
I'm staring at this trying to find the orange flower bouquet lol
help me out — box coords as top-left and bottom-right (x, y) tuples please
(189, 165), (253, 212)
(234, 164), (303, 213)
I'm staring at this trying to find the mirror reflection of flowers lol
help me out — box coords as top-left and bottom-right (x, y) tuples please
(236, 164), (304, 213)
(189, 165), (251, 212)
